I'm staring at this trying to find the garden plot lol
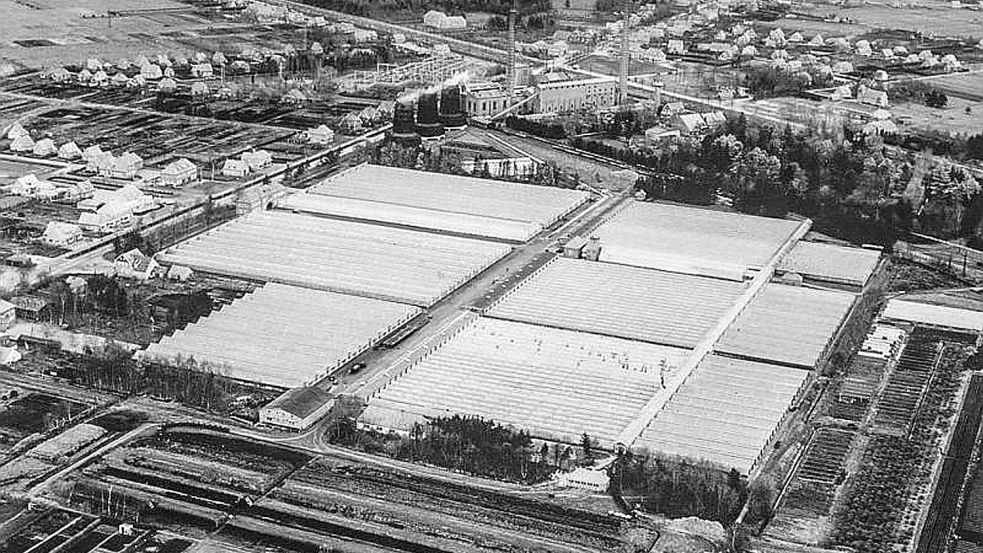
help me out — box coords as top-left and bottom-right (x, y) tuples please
(486, 257), (747, 348)
(593, 201), (802, 280)
(308, 164), (589, 229)
(158, 211), (512, 307)
(143, 283), (422, 388)
(873, 329), (942, 431)
(0, 393), (89, 453)
(831, 355), (888, 422)
(716, 283), (856, 369)
(635, 355), (808, 473)
(366, 317), (691, 445)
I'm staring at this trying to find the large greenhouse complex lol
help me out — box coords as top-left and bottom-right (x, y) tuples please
(362, 199), (883, 475)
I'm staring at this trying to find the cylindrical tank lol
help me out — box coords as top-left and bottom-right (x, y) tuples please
(391, 100), (417, 142)
(439, 85), (467, 129)
(415, 92), (444, 138)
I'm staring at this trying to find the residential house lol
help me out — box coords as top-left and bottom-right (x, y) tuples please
(110, 152), (143, 179)
(222, 158), (250, 178)
(672, 113), (708, 134)
(6, 122), (28, 140)
(241, 150), (272, 172)
(114, 249), (160, 280)
(9, 134), (35, 153)
(191, 63), (214, 78)
(857, 86), (889, 108)
(32, 138), (56, 157)
(160, 158), (198, 187)
(10, 295), (49, 321)
(58, 141), (83, 160)
(41, 222), (83, 248)
(307, 124), (335, 145)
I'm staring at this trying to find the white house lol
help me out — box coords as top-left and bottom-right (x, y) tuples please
(857, 86), (889, 108)
(114, 249), (160, 280)
(32, 138), (56, 157)
(307, 124), (335, 145)
(6, 122), (28, 140)
(241, 150), (272, 171)
(222, 158), (250, 178)
(58, 141), (83, 160)
(160, 158), (197, 187)
(667, 39), (685, 54)
(556, 467), (610, 492)
(191, 63), (214, 78)
(259, 387), (333, 430)
(111, 152), (143, 179)
(140, 63), (163, 79)
(42, 221), (83, 248)
(9, 134), (35, 153)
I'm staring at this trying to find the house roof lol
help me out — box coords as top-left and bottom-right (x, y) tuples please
(10, 294), (49, 312)
(164, 158), (196, 175)
(0, 299), (14, 313)
(223, 159), (249, 172)
(265, 386), (332, 418)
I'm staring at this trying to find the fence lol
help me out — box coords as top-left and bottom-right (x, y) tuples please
(895, 233), (983, 283)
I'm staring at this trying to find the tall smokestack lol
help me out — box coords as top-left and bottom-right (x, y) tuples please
(416, 92), (444, 138)
(507, 0), (517, 106)
(618, 0), (630, 105)
(439, 86), (467, 129)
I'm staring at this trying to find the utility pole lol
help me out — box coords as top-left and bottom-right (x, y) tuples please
(618, 0), (630, 106)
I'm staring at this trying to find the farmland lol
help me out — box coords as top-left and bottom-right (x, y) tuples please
(54, 425), (628, 553)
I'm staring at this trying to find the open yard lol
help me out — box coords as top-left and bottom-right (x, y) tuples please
(894, 97), (983, 137)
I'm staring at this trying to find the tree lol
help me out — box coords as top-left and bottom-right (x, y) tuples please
(580, 432), (593, 460)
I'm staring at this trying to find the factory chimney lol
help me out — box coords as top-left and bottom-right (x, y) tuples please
(416, 92), (444, 138)
(507, 0), (517, 106)
(392, 100), (419, 143)
(618, 0), (630, 105)
(439, 85), (467, 129)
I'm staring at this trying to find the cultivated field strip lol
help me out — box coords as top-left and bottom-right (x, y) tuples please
(832, 355), (888, 421)
(486, 257), (747, 348)
(873, 329), (943, 431)
(796, 428), (855, 485)
(594, 201), (802, 279)
(278, 193), (543, 242)
(310, 164), (590, 226)
(717, 283), (856, 369)
(143, 283), (421, 388)
(636, 354), (808, 472)
(158, 211), (512, 306)
(367, 317), (691, 444)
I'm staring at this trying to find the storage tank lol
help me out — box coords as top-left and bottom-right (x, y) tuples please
(439, 85), (467, 129)
(391, 100), (418, 142)
(415, 92), (444, 138)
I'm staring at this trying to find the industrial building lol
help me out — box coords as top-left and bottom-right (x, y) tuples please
(260, 387), (334, 430)
(536, 76), (618, 114)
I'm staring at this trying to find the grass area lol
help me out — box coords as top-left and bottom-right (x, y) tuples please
(894, 97), (983, 137)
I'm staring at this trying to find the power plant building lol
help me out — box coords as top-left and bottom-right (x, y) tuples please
(536, 76), (618, 114)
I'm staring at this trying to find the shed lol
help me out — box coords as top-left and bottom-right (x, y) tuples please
(563, 236), (588, 258)
(260, 387), (334, 430)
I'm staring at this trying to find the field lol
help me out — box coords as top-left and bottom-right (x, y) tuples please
(143, 283), (422, 388)
(158, 210), (512, 307)
(0, 393), (89, 450)
(635, 354), (808, 473)
(872, 329), (942, 432)
(594, 201), (803, 280)
(308, 164), (590, 230)
(62, 426), (627, 553)
(716, 283), (856, 369)
(893, 97), (983, 137)
(928, 72), (983, 102)
(825, 5), (983, 40)
(0, 158), (63, 186)
(366, 316), (691, 445)
(486, 257), (746, 348)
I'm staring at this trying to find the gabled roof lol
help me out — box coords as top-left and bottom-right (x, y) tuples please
(164, 158), (196, 175)
(265, 386), (332, 418)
